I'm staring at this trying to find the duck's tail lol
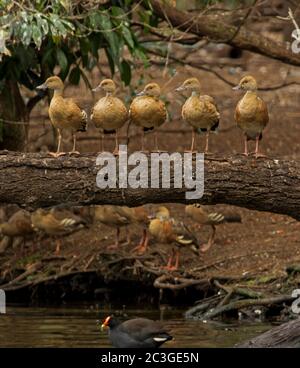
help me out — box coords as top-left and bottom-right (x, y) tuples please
(78, 110), (88, 132)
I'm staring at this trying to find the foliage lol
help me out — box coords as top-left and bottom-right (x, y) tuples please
(0, 0), (149, 91)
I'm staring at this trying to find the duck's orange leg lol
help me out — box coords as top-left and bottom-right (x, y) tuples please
(69, 132), (80, 155)
(132, 229), (149, 255)
(254, 135), (267, 159)
(107, 227), (120, 250)
(200, 225), (216, 253)
(243, 134), (249, 156)
(204, 131), (210, 153)
(49, 129), (67, 157)
(185, 129), (197, 153)
(113, 130), (119, 156)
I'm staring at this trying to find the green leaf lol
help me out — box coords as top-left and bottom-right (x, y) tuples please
(20, 23), (32, 46)
(120, 59), (131, 86)
(56, 48), (68, 74)
(98, 13), (120, 66)
(69, 66), (80, 85)
(32, 24), (43, 49)
(121, 24), (134, 50)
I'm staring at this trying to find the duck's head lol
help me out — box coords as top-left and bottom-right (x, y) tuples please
(233, 75), (257, 91)
(36, 76), (64, 91)
(176, 78), (201, 93)
(92, 79), (116, 94)
(136, 83), (161, 97)
(185, 203), (201, 214)
(156, 206), (170, 220)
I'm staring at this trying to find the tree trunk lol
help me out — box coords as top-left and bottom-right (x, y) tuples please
(237, 318), (300, 348)
(0, 80), (28, 151)
(0, 152), (300, 220)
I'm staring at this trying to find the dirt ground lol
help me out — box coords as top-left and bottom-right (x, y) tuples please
(1, 33), (300, 305)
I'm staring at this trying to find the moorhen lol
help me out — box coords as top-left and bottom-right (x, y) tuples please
(175, 77), (220, 153)
(233, 75), (269, 158)
(101, 315), (172, 348)
(36, 76), (87, 157)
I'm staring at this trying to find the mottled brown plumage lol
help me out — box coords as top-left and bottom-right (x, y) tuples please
(176, 78), (220, 153)
(149, 206), (198, 270)
(0, 209), (34, 254)
(31, 207), (87, 253)
(185, 204), (241, 252)
(129, 83), (167, 151)
(91, 79), (128, 155)
(37, 76), (87, 156)
(233, 75), (269, 158)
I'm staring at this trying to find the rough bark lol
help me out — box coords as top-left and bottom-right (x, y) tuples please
(149, 0), (300, 66)
(237, 318), (300, 348)
(0, 151), (300, 219)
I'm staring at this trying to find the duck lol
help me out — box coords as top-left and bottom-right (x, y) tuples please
(185, 204), (241, 252)
(31, 206), (87, 253)
(129, 83), (167, 152)
(116, 206), (151, 254)
(176, 78), (220, 153)
(0, 209), (34, 254)
(91, 79), (128, 155)
(148, 206), (198, 271)
(36, 76), (87, 157)
(92, 205), (150, 252)
(233, 75), (269, 158)
(101, 315), (172, 348)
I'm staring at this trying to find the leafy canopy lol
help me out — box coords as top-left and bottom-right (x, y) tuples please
(0, 0), (149, 90)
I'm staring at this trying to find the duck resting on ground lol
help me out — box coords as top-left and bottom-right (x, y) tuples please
(185, 204), (241, 252)
(129, 83), (167, 152)
(37, 76), (87, 157)
(91, 79), (128, 155)
(0, 209), (34, 255)
(233, 75), (269, 158)
(176, 77), (220, 153)
(149, 206), (199, 271)
(101, 315), (172, 348)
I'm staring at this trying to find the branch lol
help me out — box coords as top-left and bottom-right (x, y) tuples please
(149, 0), (300, 66)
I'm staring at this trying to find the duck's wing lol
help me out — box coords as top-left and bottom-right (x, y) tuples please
(256, 97), (269, 128)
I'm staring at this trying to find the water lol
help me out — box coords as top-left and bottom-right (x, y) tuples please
(0, 304), (272, 348)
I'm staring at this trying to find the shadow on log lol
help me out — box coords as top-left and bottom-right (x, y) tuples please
(237, 318), (300, 348)
(0, 151), (300, 220)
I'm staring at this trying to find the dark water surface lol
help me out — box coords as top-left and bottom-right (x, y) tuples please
(0, 304), (272, 348)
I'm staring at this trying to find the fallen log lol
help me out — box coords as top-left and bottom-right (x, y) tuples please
(1, 152), (300, 220)
(237, 318), (300, 348)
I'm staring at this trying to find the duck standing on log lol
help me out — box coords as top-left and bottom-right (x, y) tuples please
(176, 78), (220, 153)
(91, 79), (128, 155)
(129, 83), (167, 152)
(37, 76), (87, 157)
(233, 75), (269, 158)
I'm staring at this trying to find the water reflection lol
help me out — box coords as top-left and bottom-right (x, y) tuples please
(0, 305), (271, 348)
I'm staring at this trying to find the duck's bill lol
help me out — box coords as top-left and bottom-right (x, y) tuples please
(136, 90), (145, 96)
(100, 323), (108, 331)
(36, 83), (47, 90)
(175, 86), (185, 91)
(232, 85), (241, 90)
(92, 86), (101, 92)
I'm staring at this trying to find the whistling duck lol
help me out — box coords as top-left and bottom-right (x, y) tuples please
(149, 206), (198, 271)
(233, 75), (269, 158)
(31, 206), (87, 253)
(37, 76), (87, 157)
(91, 79), (128, 155)
(0, 209), (34, 254)
(92, 205), (130, 250)
(185, 204), (241, 252)
(101, 315), (173, 348)
(116, 206), (151, 254)
(129, 83), (167, 152)
(176, 78), (220, 153)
